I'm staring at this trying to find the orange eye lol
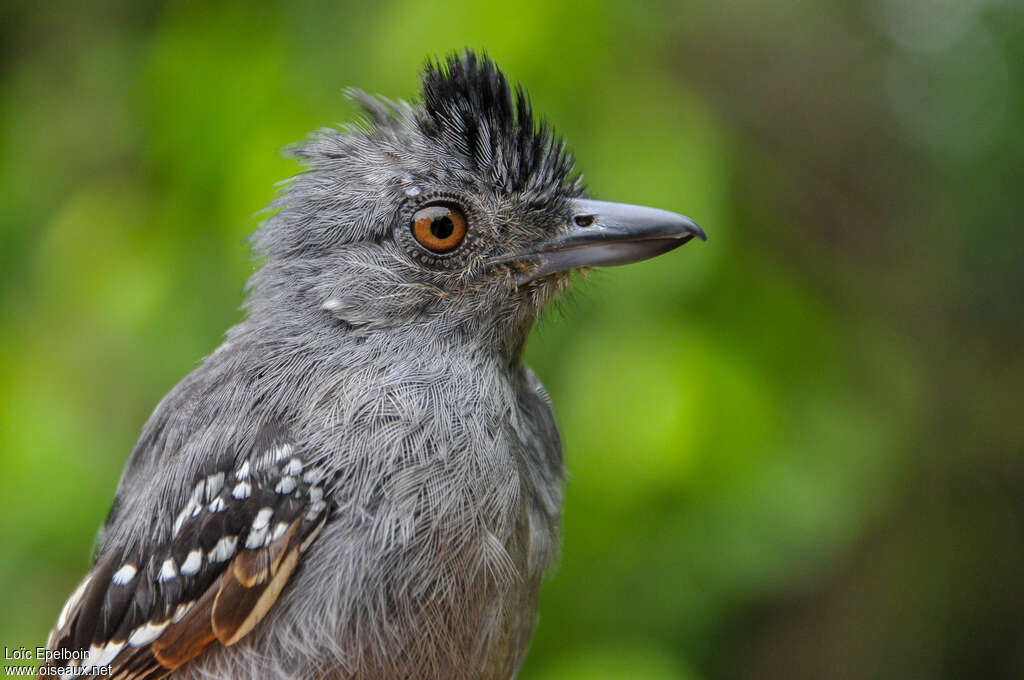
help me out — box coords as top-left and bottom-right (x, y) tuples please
(411, 204), (468, 253)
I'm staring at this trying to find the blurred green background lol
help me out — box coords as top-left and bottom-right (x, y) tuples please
(2, 1), (1022, 678)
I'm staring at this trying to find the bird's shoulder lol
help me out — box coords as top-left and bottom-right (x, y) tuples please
(39, 341), (332, 680)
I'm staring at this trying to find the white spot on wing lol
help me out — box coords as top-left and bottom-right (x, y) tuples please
(232, 481), (251, 499)
(172, 506), (191, 537)
(271, 521), (289, 542)
(112, 564), (137, 586)
(246, 526), (268, 549)
(172, 601), (195, 623)
(274, 444), (294, 462)
(208, 536), (237, 563)
(253, 508), (273, 530)
(181, 550), (202, 576)
(275, 476), (297, 495)
(236, 460), (250, 480)
(283, 457), (303, 476)
(208, 497), (226, 512)
(128, 620), (168, 647)
(157, 558), (177, 582)
(306, 501), (327, 522)
(204, 472), (225, 501)
(89, 641), (125, 668)
(309, 486), (324, 503)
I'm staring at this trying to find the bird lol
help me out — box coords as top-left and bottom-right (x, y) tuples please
(38, 50), (705, 680)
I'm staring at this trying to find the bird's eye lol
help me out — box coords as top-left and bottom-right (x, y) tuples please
(411, 204), (468, 253)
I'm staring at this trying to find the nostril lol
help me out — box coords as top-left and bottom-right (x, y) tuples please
(573, 215), (595, 227)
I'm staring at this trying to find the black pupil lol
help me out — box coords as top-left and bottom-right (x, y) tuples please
(430, 215), (455, 240)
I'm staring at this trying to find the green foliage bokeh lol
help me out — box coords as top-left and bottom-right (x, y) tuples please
(2, 1), (1022, 678)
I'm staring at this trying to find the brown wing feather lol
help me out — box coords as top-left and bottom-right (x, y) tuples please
(110, 514), (324, 680)
(149, 584), (221, 670)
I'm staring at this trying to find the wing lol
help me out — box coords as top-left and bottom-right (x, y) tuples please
(38, 436), (330, 680)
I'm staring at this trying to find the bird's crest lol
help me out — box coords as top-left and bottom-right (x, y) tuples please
(417, 50), (580, 200)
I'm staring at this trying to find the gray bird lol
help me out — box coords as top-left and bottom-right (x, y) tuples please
(39, 51), (704, 680)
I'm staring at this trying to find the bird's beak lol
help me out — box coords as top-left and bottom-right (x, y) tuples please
(513, 198), (706, 284)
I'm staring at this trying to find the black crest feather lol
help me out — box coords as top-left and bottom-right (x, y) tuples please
(418, 50), (581, 200)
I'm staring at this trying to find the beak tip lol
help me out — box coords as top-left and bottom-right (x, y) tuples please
(683, 218), (707, 242)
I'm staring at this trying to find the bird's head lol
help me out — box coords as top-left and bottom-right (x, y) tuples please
(248, 51), (704, 361)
